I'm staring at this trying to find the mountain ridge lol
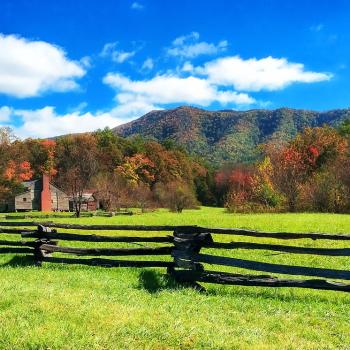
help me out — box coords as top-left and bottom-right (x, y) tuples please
(113, 106), (350, 165)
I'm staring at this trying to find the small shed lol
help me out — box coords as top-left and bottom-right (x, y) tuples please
(69, 191), (99, 212)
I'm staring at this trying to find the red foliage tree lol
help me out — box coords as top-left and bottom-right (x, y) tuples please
(215, 165), (254, 211)
(264, 127), (348, 211)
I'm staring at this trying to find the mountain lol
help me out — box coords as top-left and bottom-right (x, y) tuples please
(113, 106), (350, 165)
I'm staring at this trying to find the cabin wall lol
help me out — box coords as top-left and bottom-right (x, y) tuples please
(87, 200), (98, 211)
(50, 185), (69, 211)
(10, 180), (70, 212)
(14, 192), (33, 211)
(69, 198), (99, 212)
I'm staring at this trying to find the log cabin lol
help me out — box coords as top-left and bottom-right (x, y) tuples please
(5, 174), (69, 212)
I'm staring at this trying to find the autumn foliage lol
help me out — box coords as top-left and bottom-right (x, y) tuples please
(1, 122), (350, 214)
(4, 160), (33, 182)
(217, 126), (350, 213)
(0, 127), (212, 213)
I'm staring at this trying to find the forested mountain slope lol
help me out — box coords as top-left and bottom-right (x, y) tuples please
(114, 106), (350, 164)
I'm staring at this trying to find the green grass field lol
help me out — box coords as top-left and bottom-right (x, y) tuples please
(1, 208), (350, 350)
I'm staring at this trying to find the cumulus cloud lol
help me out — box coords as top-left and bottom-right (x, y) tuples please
(0, 34), (85, 98)
(0, 101), (156, 139)
(110, 100), (158, 119)
(100, 42), (136, 63)
(167, 32), (228, 59)
(103, 73), (255, 107)
(0, 32), (333, 139)
(101, 54), (331, 122)
(0, 106), (126, 139)
(197, 56), (332, 91)
(131, 2), (144, 10)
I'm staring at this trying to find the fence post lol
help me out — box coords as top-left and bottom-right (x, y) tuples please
(169, 226), (213, 286)
(33, 225), (57, 266)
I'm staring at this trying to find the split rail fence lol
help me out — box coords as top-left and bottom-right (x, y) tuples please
(1, 221), (350, 292)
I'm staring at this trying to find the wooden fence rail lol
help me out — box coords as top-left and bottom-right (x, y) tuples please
(1, 222), (350, 292)
(39, 244), (172, 256)
(3, 221), (350, 239)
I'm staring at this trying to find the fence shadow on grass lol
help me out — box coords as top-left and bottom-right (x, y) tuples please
(138, 269), (180, 294)
(138, 269), (206, 294)
(0, 247), (33, 255)
(138, 271), (350, 300)
(205, 281), (350, 303)
(1, 255), (36, 267)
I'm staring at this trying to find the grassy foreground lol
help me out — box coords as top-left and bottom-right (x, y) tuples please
(1, 208), (350, 350)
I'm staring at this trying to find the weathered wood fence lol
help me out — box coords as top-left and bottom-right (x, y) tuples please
(1, 221), (350, 292)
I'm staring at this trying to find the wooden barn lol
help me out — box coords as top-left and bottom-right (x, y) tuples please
(69, 191), (99, 212)
(5, 174), (69, 212)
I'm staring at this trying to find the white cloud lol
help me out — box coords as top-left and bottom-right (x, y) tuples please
(131, 2), (144, 10)
(1, 52), (332, 138)
(0, 34), (85, 98)
(110, 101), (158, 119)
(103, 73), (255, 107)
(167, 32), (228, 59)
(173, 32), (200, 46)
(100, 42), (116, 57)
(100, 42), (136, 63)
(0, 101), (157, 139)
(0, 106), (12, 122)
(113, 51), (136, 63)
(1, 107), (125, 139)
(197, 56), (332, 91)
(141, 58), (154, 71)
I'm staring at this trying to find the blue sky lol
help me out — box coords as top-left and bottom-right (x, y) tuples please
(0, 0), (349, 138)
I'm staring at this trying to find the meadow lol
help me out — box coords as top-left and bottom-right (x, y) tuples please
(1, 207), (350, 350)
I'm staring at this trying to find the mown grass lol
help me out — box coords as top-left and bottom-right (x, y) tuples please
(1, 207), (350, 349)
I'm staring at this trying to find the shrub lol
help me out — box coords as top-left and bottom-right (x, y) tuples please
(299, 171), (350, 213)
(154, 181), (198, 213)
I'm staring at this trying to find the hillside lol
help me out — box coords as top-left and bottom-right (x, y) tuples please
(114, 106), (350, 165)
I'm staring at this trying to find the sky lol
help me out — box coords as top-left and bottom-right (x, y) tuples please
(0, 0), (349, 138)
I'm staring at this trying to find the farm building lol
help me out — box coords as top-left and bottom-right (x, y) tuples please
(69, 191), (99, 212)
(4, 174), (70, 212)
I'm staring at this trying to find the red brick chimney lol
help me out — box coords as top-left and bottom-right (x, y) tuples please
(41, 174), (51, 212)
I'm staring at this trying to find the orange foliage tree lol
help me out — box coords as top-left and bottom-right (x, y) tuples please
(116, 153), (156, 186)
(39, 139), (57, 176)
(4, 160), (33, 182)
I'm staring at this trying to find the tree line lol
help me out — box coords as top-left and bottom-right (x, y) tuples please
(0, 127), (211, 216)
(216, 121), (350, 213)
(1, 121), (350, 214)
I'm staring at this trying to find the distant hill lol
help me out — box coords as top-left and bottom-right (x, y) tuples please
(113, 106), (350, 165)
